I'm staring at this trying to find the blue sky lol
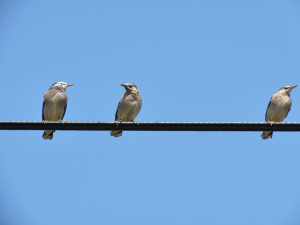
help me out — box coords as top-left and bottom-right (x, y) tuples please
(1, 1), (300, 224)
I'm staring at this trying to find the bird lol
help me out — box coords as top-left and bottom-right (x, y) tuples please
(261, 85), (297, 139)
(110, 83), (142, 137)
(42, 82), (74, 140)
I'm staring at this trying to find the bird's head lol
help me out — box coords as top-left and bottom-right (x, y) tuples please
(50, 82), (74, 91)
(121, 83), (138, 93)
(278, 85), (297, 96)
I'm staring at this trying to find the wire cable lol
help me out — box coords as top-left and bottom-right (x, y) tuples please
(0, 121), (300, 131)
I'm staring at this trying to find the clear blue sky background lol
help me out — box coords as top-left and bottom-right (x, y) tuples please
(1, 1), (300, 224)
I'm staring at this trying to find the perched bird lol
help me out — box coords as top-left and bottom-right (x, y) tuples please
(110, 83), (142, 137)
(42, 82), (74, 140)
(261, 85), (297, 139)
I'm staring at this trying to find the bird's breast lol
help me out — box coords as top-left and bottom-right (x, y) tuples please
(117, 94), (142, 121)
(267, 95), (291, 121)
(44, 92), (68, 121)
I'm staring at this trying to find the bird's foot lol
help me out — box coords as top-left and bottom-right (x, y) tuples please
(281, 121), (287, 124)
(133, 121), (140, 126)
(61, 120), (68, 124)
(42, 120), (46, 124)
(114, 120), (122, 127)
(267, 121), (275, 126)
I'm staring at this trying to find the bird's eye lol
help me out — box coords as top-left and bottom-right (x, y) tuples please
(128, 85), (132, 88)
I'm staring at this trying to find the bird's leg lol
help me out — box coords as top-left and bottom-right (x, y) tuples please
(281, 121), (287, 124)
(42, 120), (46, 124)
(60, 120), (68, 124)
(114, 120), (122, 127)
(267, 121), (275, 126)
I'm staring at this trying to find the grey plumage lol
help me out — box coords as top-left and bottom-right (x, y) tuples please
(261, 85), (297, 139)
(42, 82), (74, 140)
(110, 83), (142, 137)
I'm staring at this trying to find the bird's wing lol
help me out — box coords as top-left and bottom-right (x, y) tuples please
(265, 97), (272, 122)
(61, 104), (67, 120)
(42, 100), (45, 121)
(115, 102), (120, 121)
(131, 95), (142, 120)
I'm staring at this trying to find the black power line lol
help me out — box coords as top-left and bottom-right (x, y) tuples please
(0, 121), (300, 131)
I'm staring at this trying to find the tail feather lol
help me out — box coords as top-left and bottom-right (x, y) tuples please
(43, 130), (55, 140)
(261, 131), (273, 139)
(110, 130), (123, 137)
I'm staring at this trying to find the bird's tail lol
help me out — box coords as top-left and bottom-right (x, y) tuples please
(110, 130), (123, 137)
(261, 131), (273, 139)
(43, 130), (55, 140)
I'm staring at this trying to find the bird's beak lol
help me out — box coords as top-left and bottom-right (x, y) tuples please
(66, 84), (74, 87)
(120, 84), (127, 87)
(290, 85), (297, 90)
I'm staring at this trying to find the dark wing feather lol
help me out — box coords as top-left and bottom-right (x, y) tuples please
(42, 100), (45, 121)
(114, 102), (120, 121)
(265, 97), (272, 122)
(61, 104), (67, 120)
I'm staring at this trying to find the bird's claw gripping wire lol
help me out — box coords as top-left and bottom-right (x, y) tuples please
(114, 120), (122, 127)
